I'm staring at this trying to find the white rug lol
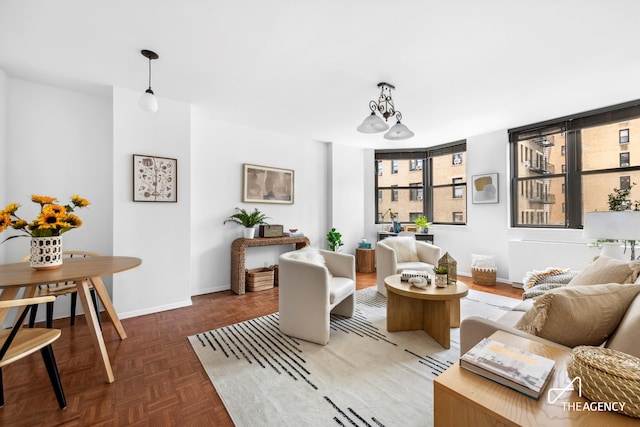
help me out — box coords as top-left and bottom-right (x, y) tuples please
(188, 287), (520, 427)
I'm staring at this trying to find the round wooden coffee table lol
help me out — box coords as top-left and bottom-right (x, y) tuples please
(384, 274), (468, 349)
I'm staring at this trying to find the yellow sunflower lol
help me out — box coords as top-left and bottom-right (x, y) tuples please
(31, 195), (57, 205)
(3, 203), (19, 214)
(11, 219), (28, 230)
(0, 212), (10, 233)
(65, 214), (82, 228)
(43, 204), (67, 217)
(37, 211), (61, 229)
(71, 194), (90, 208)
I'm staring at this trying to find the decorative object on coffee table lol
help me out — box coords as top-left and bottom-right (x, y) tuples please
(433, 266), (448, 288)
(438, 252), (457, 285)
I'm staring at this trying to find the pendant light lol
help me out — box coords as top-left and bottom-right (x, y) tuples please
(139, 49), (159, 113)
(357, 82), (414, 140)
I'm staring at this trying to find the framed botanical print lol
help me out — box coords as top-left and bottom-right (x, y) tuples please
(242, 164), (294, 204)
(133, 154), (177, 202)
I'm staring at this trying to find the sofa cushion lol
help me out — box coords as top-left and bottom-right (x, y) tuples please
(382, 237), (420, 263)
(328, 277), (354, 305)
(606, 294), (640, 358)
(396, 261), (434, 274)
(515, 283), (640, 347)
(567, 256), (640, 286)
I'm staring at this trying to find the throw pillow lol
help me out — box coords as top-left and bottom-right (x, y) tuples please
(287, 247), (326, 268)
(382, 237), (420, 263)
(515, 283), (640, 347)
(567, 256), (640, 286)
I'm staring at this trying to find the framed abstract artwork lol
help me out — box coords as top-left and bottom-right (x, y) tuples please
(471, 173), (499, 204)
(242, 164), (294, 204)
(133, 154), (178, 202)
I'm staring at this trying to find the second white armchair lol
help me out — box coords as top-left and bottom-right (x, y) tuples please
(376, 236), (442, 296)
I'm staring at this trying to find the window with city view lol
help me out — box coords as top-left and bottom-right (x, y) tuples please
(510, 100), (640, 228)
(376, 142), (467, 226)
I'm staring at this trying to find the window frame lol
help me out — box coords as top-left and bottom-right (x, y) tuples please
(375, 141), (467, 225)
(509, 99), (640, 229)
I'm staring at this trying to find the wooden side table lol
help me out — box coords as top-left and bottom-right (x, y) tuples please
(434, 330), (639, 426)
(356, 248), (375, 273)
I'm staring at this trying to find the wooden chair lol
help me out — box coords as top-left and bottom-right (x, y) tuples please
(21, 251), (102, 329)
(0, 296), (66, 408)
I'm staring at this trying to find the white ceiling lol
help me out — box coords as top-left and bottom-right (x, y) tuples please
(2, 1), (640, 148)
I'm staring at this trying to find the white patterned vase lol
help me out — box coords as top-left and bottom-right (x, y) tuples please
(30, 236), (63, 270)
(435, 273), (448, 288)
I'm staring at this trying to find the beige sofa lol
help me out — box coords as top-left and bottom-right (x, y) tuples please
(461, 257), (640, 359)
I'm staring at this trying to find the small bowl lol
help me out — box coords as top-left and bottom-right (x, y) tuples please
(289, 228), (298, 233)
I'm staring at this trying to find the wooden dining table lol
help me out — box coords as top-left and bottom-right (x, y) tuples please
(0, 256), (142, 383)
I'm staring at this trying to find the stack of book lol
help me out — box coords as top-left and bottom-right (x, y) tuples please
(460, 338), (555, 399)
(400, 269), (430, 281)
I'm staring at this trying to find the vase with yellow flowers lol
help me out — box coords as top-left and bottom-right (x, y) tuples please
(0, 194), (90, 269)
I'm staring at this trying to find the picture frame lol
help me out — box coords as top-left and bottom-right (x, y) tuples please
(471, 173), (498, 204)
(243, 163), (294, 204)
(133, 154), (178, 202)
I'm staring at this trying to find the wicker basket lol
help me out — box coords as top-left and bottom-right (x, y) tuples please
(471, 266), (496, 286)
(245, 267), (275, 291)
(567, 346), (640, 418)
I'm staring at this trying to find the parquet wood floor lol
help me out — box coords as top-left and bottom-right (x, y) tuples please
(0, 273), (521, 426)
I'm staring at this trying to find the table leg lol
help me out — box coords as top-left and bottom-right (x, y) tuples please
(76, 278), (115, 383)
(423, 299), (451, 349)
(90, 276), (127, 340)
(450, 299), (461, 328)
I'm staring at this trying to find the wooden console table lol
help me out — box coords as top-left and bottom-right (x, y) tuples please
(231, 236), (310, 294)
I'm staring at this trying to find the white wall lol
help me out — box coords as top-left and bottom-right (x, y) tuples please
(330, 143), (366, 254)
(112, 87), (192, 317)
(189, 110), (330, 295)
(2, 77), (113, 321)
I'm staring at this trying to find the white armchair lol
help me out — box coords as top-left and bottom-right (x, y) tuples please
(376, 236), (442, 296)
(279, 248), (356, 345)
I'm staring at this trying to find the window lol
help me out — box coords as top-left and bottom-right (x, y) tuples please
(620, 128), (630, 144)
(620, 152), (630, 168)
(375, 141), (467, 225)
(452, 178), (464, 198)
(621, 176), (631, 190)
(410, 183), (423, 201)
(510, 100), (640, 229)
(377, 161), (383, 176)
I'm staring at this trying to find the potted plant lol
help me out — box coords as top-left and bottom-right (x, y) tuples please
(433, 266), (448, 288)
(327, 227), (344, 251)
(224, 207), (270, 239)
(414, 216), (432, 233)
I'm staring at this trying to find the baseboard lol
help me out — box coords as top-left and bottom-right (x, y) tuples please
(118, 299), (193, 319)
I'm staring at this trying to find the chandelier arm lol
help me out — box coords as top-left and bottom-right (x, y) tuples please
(368, 100), (379, 113)
(394, 111), (403, 122)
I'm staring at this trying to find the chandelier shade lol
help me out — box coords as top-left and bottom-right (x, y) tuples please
(139, 49), (159, 113)
(357, 82), (414, 140)
(357, 112), (389, 133)
(384, 120), (415, 140)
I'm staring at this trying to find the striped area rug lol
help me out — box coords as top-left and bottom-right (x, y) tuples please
(188, 287), (519, 427)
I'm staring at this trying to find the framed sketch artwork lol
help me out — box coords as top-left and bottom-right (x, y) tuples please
(471, 173), (499, 204)
(133, 154), (177, 202)
(243, 164), (294, 204)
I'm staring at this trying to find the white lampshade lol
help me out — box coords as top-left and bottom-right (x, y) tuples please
(357, 112), (389, 133)
(139, 91), (158, 113)
(583, 211), (640, 241)
(384, 121), (414, 140)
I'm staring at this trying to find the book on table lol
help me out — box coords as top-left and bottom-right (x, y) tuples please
(400, 269), (431, 281)
(459, 338), (555, 399)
